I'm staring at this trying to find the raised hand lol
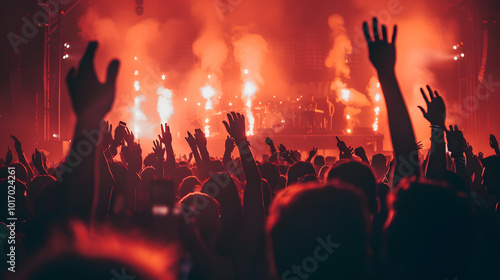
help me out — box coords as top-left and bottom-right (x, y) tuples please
(417, 85), (446, 128)
(278, 144), (287, 154)
(363, 17), (397, 72)
(194, 128), (207, 148)
(159, 123), (172, 146)
(66, 42), (119, 125)
(122, 143), (142, 173)
(417, 141), (424, 150)
(305, 147), (318, 163)
(124, 127), (135, 147)
(336, 136), (353, 158)
(222, 112), (247, 143)
(336, 136), (347, 151)
(354, 146), (369, 162)
(265, 137), (273, 146)
(153, 139), (165, 160)
(32, 149), (48, 175)
(185, 131), (197, 150)
(489, 134), (499, 155)
(5, 148), (13, 165)
(309, 147), (318, 159)
(10, 135), (22, 152)
(225, 136), (236, 153)
(446, 125), (466, 158)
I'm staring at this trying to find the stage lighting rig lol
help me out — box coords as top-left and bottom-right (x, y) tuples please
(452, 42), (464, 61)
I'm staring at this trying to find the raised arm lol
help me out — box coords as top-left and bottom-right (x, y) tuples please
(447, 125), (468, 181)
(32, 149), (49, 176)
(418, 85), (446, 180)
(159, 123), (176, 178)
(56, 41), (119, 222)
(354, 146), (369, 163)
(490, 135), (500, 156)
(222, 136), (235, 168)
(265, 137), (279, 163)
(305, 147), (318, 163)
(363, 18), (419, 186)
(10, 135), (33, 180)
(337, 137), (353, 160)
(223, 112), (264, 255)
(194, 128), (211, 166)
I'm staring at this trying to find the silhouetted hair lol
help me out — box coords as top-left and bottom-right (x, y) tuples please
(267, 182), (369, 280)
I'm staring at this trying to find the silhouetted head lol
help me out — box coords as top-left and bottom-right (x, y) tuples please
(313, 155), (325, 169)
(143, 153), (156, 167)
(259, 162), (280, 192)
(179, 192), (221, 245)
(325, 156), (337, 166)
(287, 162), (316, 186)
(11, 162), (28, 183)
(385, 179), (477, 279)
(267, 182), (369, 280)
(136, 167), (157, 211)
(327, 161), (378, 215)
(371, 153), (388, 180)
(173, 165), (193, 186)
(178, 176), (201, 199)
(27, 175), (57, 215)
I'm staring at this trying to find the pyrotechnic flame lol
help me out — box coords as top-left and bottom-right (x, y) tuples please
(242, 81), (257, 135)
(204, 125), (210, 138)
(200, 85), (217, 110)
(233, 33), (268, 136)
(342, 89), (350, 102)
(130, 95), (147, 138)
(157, 86), (174, 124)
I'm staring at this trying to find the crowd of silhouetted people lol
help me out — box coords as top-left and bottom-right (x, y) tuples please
(1, 18), (500, 280)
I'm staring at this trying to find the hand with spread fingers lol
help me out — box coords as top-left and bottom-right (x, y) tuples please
(223, 112), (247, 144)
(418, 85), (446, 129)
(159, 123), (172, 146)
(363, 17), (397, 72)
(5, 148), (13, 166)
(225, 136), (236, 153)
(194, 128), (207, 148)
(153, 139), (165, 160)
(185, 131), (197, 150)
(66, 42), (119, 125)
